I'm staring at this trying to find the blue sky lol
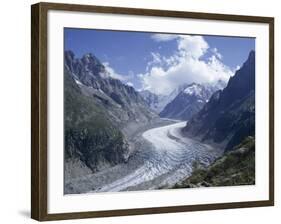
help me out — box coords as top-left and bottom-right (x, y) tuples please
(65, 28), (255, 95)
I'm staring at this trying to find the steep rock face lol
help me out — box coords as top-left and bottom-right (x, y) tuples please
(159, 82), (225, 120)
(65, 51), (156, 131)
(183, 51), (255, 151)
(64, 51), (157, 183)
(64, 69), (129, 179)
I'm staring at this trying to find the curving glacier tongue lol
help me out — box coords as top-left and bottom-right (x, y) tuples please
(95, 122), (223, 192)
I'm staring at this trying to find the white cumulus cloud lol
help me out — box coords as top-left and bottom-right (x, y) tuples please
(139, 35), (233, 95)
(177, 35), (208, 59)
(103, 62), (129, 81)
(126, 82), (134, 87)
(151, 34), (178, 42)
(211, 47), (223, 60)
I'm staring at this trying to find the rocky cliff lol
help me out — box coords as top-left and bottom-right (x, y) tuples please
(183, 51), (255, 151)
(64, 51), (156, 186)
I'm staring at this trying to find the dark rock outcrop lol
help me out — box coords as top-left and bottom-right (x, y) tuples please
(183, 51), (255, 151)
(64, 51), (157, 185)
(64, 68), (129, 178)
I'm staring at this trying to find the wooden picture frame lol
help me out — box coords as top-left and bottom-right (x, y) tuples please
(31, 2), (274, 221)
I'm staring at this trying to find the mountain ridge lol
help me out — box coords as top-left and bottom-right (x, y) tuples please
(183, 50), (255, 151)
(139, 83), (190, 113)
(159, 81), (226, 120)
(65, 50), (157, 131)
(64, 50), (157, 186)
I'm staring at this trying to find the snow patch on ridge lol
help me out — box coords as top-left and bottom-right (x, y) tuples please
(183, 84), (203, 96)
(74, 79), (83, 85)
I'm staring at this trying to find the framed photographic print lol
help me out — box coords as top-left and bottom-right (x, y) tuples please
(31, 2), (274, 221)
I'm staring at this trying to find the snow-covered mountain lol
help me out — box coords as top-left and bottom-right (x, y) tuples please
(139, 84), (190, 113)
(159, 81), (226, 120)
(138, 90), (161, 112)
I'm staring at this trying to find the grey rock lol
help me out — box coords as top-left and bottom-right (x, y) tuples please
(159, 82), (225, 120)
(183, 51), (255, 151)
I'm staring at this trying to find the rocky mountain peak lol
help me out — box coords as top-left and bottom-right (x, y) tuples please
(65, 50), (75, 60)
(159, 81), (223, 120)
(183, 50), (255, 151)
(64, 51), (108, 87)
(219, 50), (255, 108)
(64, 51), (157, 129)
(183, 83), (204, 97)
(81, 52), (101, 65)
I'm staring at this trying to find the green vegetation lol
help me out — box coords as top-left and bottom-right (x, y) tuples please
(174, 136), (255, 188)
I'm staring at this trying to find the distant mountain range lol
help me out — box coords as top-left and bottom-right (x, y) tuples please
(139, 84), (189, 113)
(183, 51), (255, 151)
(140, 80), (226, 120)
(159, 80), (226, 120)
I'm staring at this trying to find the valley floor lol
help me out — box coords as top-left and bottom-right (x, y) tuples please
(64, 119), (223, 194)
